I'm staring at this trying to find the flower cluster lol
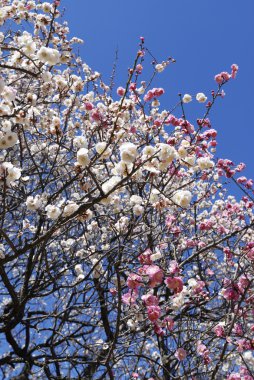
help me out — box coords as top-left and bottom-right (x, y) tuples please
(0, 1), (252, 380)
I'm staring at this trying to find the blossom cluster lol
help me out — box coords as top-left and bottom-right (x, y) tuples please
(0, 1), (252, 379)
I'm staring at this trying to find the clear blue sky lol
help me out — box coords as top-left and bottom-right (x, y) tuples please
(61, 0), (254, 179)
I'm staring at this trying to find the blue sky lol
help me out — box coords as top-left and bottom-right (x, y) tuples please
(61, 0), (254, 179)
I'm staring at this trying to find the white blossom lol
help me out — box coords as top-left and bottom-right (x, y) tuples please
(45, 205), (61, 220)
(120, 142), (137, 163)
(77, 148), (90, 167)
(196, 92), (207, 103)
(37, 46), (60, 66)
(173, 190), (192, 208)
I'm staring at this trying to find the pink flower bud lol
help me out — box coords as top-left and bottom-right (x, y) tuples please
(117, 87), (125, 96)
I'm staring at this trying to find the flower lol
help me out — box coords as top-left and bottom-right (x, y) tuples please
(214, 71), (231, 84)
(144, 265), (164, 288)
(164, 277), (184, 293)
(231, 64), (239, 79)
(157, 143), (177, 162)
(147, 305), (161, 322)
(95, 142), (111, 158)
(117, 87), (125, 96)
(197, 156), (214, 170)
(163, 317), (174, 331)
(120, 142), (138, 163)
(213, 324), (225, 337)
(45, 204), (61, 220)
(221, 287), (239, 301)
(155, 63), (165, 73)
(133, 204), (144, 216)
(77, 148), (90, 167)
(63, 201), (79, 217)
(26, 195), (42, 211)
(182, 94), (192, 103)
(174, 348), (187, 361)
(122, 290), (138, 305)
(141, 293), (159, 306)
(0, 131), (18, 149)
(0, 78), (5, 94)
(127, 273), (142, 290)
(196, 92), (207, 103)
(130, 195), (143, 205)
(173, 190), (192, 208)
(37, 46), (60, 66)
(2, 162), (21, 185)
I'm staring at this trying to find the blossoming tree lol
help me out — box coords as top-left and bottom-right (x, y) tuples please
(0, 1), (253, 379)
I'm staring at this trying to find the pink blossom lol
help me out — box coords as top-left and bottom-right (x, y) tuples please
(237, 339), (252, 352)
(223, 247), (233, 260)
(233, 323), (243, 336)
(135, 64), (143, 73)
(143, 265), (164, 288)
(247, 248), (254, 260)
(141, 293), (159, 306)
(127, 273), (142, 289)
(206, 268), (214, 276)
(221, 287), (239, 301)
(91, 109), (101, 122)
(109, 288), (117, 296)
(227, 374), (241, 380)
(231, 63), (239, 79)
(122, 290), (138, 305)
(165, 215), (176, 228)
(238, 275), (250, 293)
(163, 316), (174, 331)
(193, 280), (206, 294)
(215, 71), (231, 84)
(129, 82), (136, 91)
(168, 260), (180, 275)
(147, 305), (161, 322)
(143, 87), (165, 102)
(165, 114), (179, 126)
(138, 249), (153, 265)
(214, 324), (225, 337)
(117, 87), (125, 96)
(153, 323), (164, 336)
(236, 162), (246, 172)
(164, 277), (184, 294)
(174, 348), (187, 361)
(245, 179), (253, 189)
(197, 341), (210, 363)
(84, 101), (93, 111)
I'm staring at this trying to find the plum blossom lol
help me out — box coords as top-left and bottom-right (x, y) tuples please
(175, 348), (187, 361)
(196, 92), (207, 103)
(147, 305), (161, 322)
(120, 142), (138, 163)
(213, 324), (225, 337)
(122, 290), (138, 305)
(182, 94), (192, 103)
(173, 190), (192, 208)
(45, 205), (61, 220)
(164, 277), (184, 294)
(197, 156), (214, 170)
(26, 195), (42, 211)
(127, 273), (142, 290)
(141, 293), (159, 306)
(77, 148), (90, 167)
(37, 46), (60, 66)
(143, 265), (164, 287)
(1, 162), (21, 185)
